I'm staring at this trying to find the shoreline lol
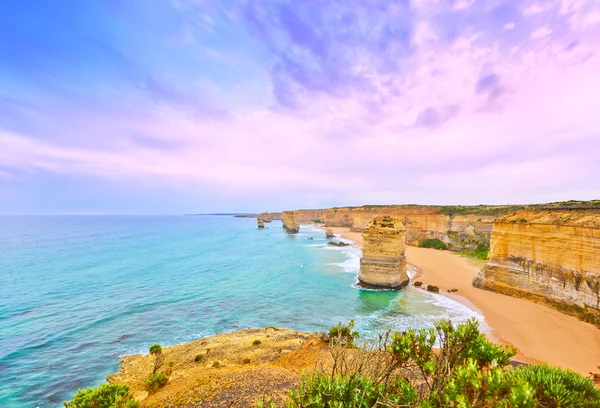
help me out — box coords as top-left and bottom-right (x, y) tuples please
(325, 226), (600, 375)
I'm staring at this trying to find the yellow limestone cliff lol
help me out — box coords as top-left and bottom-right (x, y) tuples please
(283, 205), (506, 252)
(358, 216), (409, 290)
(281, 211), (299, 233)
(474, 209), (600, 325)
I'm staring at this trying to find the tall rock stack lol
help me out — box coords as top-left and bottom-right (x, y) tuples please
(257, 217), (265, 229)
(474, 209), (600, 325)
(358, 216), (409, 290)
(282, 211), (299, 234)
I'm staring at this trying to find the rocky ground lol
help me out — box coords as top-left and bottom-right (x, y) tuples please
(107, 328), (327, 407)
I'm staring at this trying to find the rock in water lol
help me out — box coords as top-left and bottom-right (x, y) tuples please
(282, 211), (299, 233)
(257, 217), (265, 229)
(325, 229), (335, 238)
(327, 241), (350, 247)
(358, 216), (409, 290)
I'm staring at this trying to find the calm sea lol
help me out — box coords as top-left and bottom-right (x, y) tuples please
(0, 215), (481, 407)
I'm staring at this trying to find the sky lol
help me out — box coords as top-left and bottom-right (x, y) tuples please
(1, 0), (599, 214)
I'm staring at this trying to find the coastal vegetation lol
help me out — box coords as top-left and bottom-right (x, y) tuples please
(145, 373), (168, 391)
(65, 321), (600, 407)
(63, 384), (138, 408)
(258, 319), (600, 408)
(418, 239), (447, 250)
(148, 344), (164, 374)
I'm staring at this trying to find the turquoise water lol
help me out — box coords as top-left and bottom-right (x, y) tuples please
(0, 215), (481, 407)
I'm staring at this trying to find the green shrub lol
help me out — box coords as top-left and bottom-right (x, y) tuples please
(146, 373), (168, 391)
(252, 339), (262, 346)
(148, 344), (164, 374)
(64, 383), (138, 408)
(467, 245), (489, 260)
(510, 364), (600, 408)
(259, 318), (600, 407)
(288, 373), (418, 408)
(212, 360), (221, 368)
(419, 239), (448, 250)
(318, 320), (360, 347)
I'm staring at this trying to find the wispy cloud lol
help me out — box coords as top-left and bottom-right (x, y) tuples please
(0, 0), (599, 212)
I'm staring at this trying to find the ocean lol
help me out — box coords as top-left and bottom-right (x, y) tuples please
(0, 215), (481, 407)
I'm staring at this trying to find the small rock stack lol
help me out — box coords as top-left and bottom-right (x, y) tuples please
(257, 217), (265, 229)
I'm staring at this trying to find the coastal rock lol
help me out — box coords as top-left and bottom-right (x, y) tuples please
(262, 211), (273, 222)
(325, 229), (335, 238)
(427, 285), (440, 293)
(414, 281), (423, 287)
(257, 217), (265, 229)
(358, 216), (409, 290)
(327, 241), (350, 247)
(282, 211), (299, 233)
(107, 328), (316, 407)
(473, 209), (600, 326)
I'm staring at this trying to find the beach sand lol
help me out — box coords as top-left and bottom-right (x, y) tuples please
(327, 227), (600, 375)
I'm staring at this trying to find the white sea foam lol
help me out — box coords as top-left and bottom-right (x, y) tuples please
(419, 289), (484, 324)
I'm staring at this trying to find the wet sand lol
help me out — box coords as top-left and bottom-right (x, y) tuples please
(327, 227), (600, 375)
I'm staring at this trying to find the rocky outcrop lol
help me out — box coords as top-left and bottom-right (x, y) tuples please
(327, 241), (350, 247)
(358, 216), (409, 290)
(259, 211), (282, 221)
(284, 205), (514, 253)
(257, 218), (265, 228)
(474, 209), (600, 326)
(325, 229), (335, 238)
(282, 211), (299, 234)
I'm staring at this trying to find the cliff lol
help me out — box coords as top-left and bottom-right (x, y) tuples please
(358, 216), (409, 289)
(474, 209), (600, 325)
(107, 328), (322, 407)
(284, 205), (516, 252)
(281, 211), (299, 233)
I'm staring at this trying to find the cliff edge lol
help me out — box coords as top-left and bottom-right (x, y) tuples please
(473, 209), (600, 326)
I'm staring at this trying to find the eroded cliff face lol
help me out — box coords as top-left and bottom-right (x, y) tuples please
(283, 206), (499, 252)
(358, 216), (408, 290)
(281, 211), (299, 233)
(474, 210), (600, 325)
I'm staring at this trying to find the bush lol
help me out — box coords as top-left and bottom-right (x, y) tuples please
(252, 339), (262, 346)
(288, 373), (418, 408)
(64, 384), (138, 408)
(146, 373), (168, 391)
(419, 239), (448, 250)
(468, 245), (489, 260)
(148, 344), (164, 374)
(212, 360), (221, 368)
(259, 318), (600, 407)
(318, 320), (360, 347)
(510, 364), (600, 408)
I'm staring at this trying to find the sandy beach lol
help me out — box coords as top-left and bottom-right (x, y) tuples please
(328, 227), (600, 375)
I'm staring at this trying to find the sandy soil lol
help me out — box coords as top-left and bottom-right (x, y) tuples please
(327, 227), (600, 375)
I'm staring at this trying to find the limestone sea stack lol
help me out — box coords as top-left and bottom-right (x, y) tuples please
(257, 217), (265, 228)
(473, 209), (600, 325)
(282, 211), (299, 234)
(358, 216), (409, 290)
(262, 211), (272, 223)
(325, 229), (335, 238)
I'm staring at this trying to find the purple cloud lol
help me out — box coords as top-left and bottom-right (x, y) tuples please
(1, 0), (600, 212)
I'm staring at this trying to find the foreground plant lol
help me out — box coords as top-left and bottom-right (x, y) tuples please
(260, 318), (600, 408)
(63, 383), (138, 408)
